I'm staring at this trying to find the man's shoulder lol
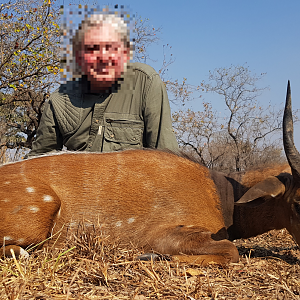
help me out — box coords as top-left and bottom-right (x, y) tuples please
(47, 81), (82, 116)
(48, 81), (82, 102)
(46, 81), (82, 133)
(130, 62), (158, 78)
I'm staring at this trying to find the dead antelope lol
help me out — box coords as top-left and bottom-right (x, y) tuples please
(0, 149), (239, 265)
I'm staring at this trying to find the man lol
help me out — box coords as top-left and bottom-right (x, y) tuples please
(28, 13), (178, 156)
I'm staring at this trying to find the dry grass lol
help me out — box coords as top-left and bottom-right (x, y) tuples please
(1, 226), (300, 299)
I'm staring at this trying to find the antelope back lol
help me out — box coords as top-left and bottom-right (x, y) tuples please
(0, 150), (226, 249)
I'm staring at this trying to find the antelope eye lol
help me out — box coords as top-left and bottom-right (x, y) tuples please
(293, 202), (300, 215)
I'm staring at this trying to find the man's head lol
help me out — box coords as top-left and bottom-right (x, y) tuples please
(73, 14), (132, 91)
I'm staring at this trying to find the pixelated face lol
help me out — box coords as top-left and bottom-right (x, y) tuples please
(76, 24), (130, 89)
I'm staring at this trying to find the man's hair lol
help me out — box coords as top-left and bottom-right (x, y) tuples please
(72, 13), (133, 57)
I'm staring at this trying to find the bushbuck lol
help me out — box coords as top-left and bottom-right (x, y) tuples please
(211, 81), (300, 245)
(0, 150), (239, 265)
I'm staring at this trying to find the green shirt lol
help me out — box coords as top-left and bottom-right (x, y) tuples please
(29, 62), (178, 156)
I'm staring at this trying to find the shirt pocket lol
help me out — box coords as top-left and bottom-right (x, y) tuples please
(102, 116), (144, 152)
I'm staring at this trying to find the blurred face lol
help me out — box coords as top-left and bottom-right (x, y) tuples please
(76, 24), (130, 91)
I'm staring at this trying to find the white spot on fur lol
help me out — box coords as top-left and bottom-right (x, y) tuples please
(271, 194), (276, 198)
(4, 236), (13, 241)
(29, 206), (39, 213)
(4, 181), (10, 185)
(1, 199), (9, 203)
(26, 187), (35, 193)
(186, 225), (194, 228)
(43, 195), (53, 202)
(19, 248), (30, 258)
(127, 217), (135, 224)
(17, 238), (25, 244)
(116, 221), (122, 227)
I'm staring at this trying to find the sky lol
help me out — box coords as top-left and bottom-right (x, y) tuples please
(61, 0), (300, 149)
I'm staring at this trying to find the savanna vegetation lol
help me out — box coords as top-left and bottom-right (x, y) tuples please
(1, 1), (300, 299)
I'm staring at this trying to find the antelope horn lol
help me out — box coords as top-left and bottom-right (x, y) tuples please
(283, 80), (300, 181)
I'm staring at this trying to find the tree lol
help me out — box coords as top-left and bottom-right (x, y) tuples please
(133, 16), (161, 63)
(173, 65), (289, 172)
(133, 18), (199, 105)
(0, 0), (60, 157)
(172, 102), (222, 167)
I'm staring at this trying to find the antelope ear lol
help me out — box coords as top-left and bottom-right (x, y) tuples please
(235, 176), (286, 206)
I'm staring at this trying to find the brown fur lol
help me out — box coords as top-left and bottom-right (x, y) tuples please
(0, 150), (239, 265)
(241, 164), (291, 189)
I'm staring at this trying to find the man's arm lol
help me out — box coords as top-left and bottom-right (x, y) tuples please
(27, 101), (63, 157)
(142, 74), (179, 152)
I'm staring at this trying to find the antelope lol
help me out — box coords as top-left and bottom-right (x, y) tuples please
(0, 149), (239, 265)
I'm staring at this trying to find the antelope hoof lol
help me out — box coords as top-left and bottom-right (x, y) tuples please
(1, 245), (29, 259)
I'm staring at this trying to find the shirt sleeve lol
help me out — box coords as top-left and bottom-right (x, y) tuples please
(27, 101), (63, 157)
(142, 74), (179, 152)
